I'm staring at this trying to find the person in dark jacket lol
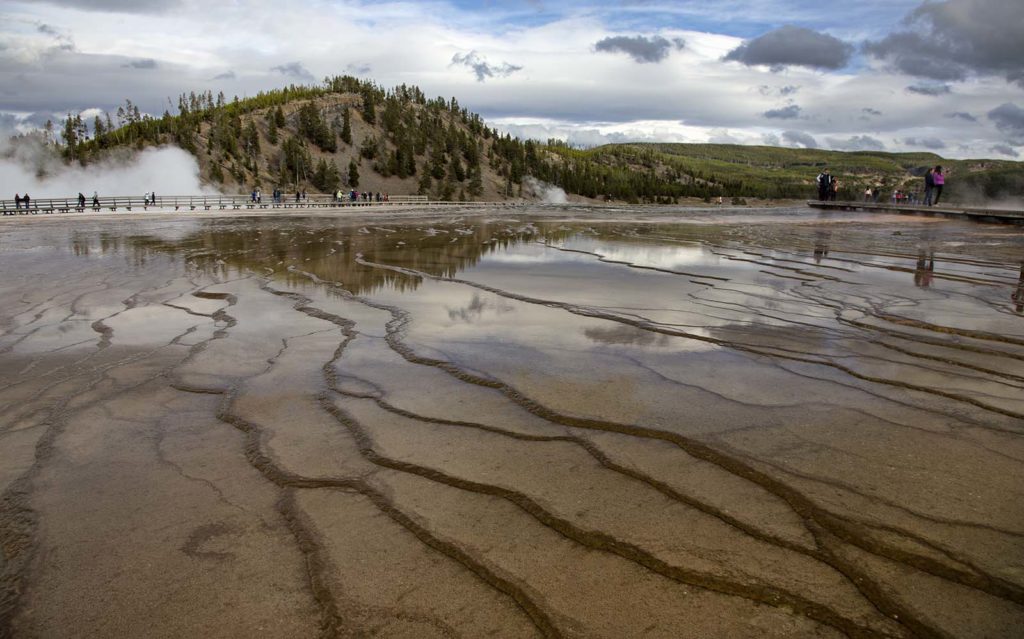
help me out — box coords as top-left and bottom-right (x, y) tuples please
(923, 168), (935, 206)
(816, 169), (831, 201)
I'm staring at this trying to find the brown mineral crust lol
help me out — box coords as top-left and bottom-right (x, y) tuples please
(1, 207), (1022, 638)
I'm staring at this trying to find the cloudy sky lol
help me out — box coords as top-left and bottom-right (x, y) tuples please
(2, 0), (1023, 159)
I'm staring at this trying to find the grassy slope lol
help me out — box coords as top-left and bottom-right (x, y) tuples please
(554, 142), (1023, 202)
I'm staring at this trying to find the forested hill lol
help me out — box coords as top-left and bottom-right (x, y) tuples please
(44, 75), (1024, 203)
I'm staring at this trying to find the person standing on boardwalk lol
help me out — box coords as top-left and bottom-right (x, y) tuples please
(932, 166), (945, 205)
(923, 168), (935, 206)
(92, 191), (99, 208)
(816, 169), (831, 201)
(14, 194), (21, 209)
(830, 176), (839, 201)
(78, 192), (86, 209)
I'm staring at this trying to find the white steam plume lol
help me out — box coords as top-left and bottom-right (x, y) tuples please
(0, 138), (218, 199)
(523, 176), (568, 204)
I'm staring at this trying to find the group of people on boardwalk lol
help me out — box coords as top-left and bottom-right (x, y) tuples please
(817, 165), (948, 206)
(268, 188), (300, 204)
(77, 192), (102, 209)
(923, 166), (945, 206)
(223, 188), (396, 206)
(327, 190), (389, 203)
(13, 191), (144, 211)
(816, 169), (839, 201)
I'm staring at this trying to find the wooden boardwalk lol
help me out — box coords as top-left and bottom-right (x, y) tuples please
(0, 194), (514, 217)
(807, 200), (1024, 224)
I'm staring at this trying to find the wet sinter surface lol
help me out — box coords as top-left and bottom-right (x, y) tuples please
(0, 205), (1022, 638)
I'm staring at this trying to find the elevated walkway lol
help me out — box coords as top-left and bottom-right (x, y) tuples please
(807, 200), (1024, 224)
(0, 194), (503, 217)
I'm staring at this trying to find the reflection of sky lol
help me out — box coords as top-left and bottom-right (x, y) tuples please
(368, 277), (719, 358)
(450, 229), (1024, 350)
(481, 250), (581, 265)
(557, 239), (721, 271)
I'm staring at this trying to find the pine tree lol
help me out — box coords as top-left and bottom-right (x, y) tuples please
(360, 135), (378, 159)
(313, 158), (340, 192)
(439, 177), (455, 201)
(340, 108), (352, 144)
(325, 161), (341, 193)
(348, 159), (360, 188)
(449, 154), (465, 182)
(468, 166), (483, 196)
(430, 145), (446, 180)
(418, 171), (432, 195)
(297, 103), (335, 152)
(93, 115), (106, 138)
(267, 113), (278, 145)
(313, 158), (328, 191)
(362, 90), (376, 124)
(403, 143), (417, 176)
(244, 120), (260, 158)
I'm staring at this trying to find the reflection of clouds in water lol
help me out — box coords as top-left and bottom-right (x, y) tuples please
(446, 293), (515, 323)
(564, 241), (719, 271)
(584, 325), (672, 348)
(482, 251), (578, 265)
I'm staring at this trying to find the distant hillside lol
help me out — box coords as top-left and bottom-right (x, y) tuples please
(539, 143), (1024, 203)
(47, 76), (1024, 204)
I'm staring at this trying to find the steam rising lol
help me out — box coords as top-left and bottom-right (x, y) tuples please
(0, 139), (217, 199)
(523, 176), (568, 204)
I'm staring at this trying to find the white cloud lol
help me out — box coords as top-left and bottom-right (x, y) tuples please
(1, 0), (1022, 159)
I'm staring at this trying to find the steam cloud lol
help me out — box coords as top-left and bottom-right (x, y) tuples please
(523, 177), (568, 204)
(1, 140), (217, 199)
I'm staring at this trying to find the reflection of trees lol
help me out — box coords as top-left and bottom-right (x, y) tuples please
(447, 292), (514, 323)
(73, 219), (576, 295)
(584, 325), (671, 347)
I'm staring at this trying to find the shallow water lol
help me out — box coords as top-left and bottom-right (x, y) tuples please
(1, 206), (1023, 638)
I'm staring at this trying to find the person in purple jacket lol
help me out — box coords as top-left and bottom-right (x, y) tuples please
(932, 165), (945, 205)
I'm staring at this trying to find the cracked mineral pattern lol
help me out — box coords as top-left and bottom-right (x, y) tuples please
(1, 206), (1022, 638)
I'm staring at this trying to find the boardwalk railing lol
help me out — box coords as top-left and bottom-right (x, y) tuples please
(807, 200), (1024, 224)
(0, 193), (487, 216)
